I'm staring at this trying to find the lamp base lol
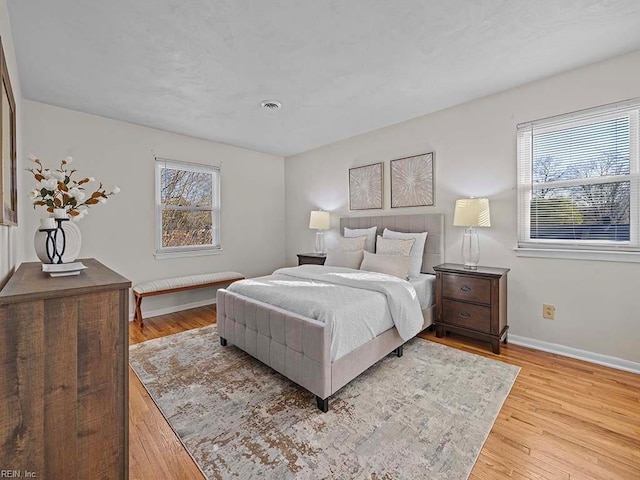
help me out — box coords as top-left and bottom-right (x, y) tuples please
(461, 226), (480, 270)
(315, 230), (326, 254)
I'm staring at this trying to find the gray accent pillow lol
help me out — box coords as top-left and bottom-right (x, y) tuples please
(336, 236), (367, 251)
(360, 251), (411, 279)
(344, 226), (377, 253)
(375, 235), (415, 256)
(325, 250), (365, 270)
(382, 229), (428, 279)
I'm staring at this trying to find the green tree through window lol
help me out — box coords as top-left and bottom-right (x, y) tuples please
(518, 99), (639, 251)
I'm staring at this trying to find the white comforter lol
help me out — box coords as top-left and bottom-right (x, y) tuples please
(227, 265), (424, 361)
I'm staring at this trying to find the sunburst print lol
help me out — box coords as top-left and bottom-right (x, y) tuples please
(391, 153), (434, 207)
(349, 163), (383, 210)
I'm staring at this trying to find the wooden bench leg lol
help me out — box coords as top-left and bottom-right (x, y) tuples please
(134, 294), (144, 328)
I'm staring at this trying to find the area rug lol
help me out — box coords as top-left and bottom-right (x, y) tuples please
(130, 325), (519, 480)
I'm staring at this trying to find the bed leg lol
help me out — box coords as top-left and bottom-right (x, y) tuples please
(395, 345), (404, 357)
(220, 337), (228, 346)
(316, 396), (329, 413)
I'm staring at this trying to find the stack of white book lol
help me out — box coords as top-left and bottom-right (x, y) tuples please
(42, 262), (88, 277)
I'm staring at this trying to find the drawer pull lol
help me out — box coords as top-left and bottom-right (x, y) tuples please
(460, 285), (472, 292)
(459, 311), (471, 318)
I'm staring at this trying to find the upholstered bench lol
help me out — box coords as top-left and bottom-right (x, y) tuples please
(133, 271), (244, 327)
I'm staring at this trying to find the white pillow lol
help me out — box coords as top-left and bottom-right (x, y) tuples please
(375, 235), (415, 256)
(382, 229), (428, 279)
(360, 251), (411, 279)
(336, 236), (367, 252)
(344, 226), (377, 253)
(325, 250), (364, 269)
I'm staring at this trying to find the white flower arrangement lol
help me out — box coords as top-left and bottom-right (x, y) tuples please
(27, 154), (119, 221)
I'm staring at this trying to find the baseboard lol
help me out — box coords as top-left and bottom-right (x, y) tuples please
(128, 299), (216, 322)
(125, 303), (640, 375)
(509, 334), (640, 374)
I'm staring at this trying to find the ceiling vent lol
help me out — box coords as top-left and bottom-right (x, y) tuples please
(261, 100), (282, 110)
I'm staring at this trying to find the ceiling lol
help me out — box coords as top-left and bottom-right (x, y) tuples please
(8, 1), (640, 156)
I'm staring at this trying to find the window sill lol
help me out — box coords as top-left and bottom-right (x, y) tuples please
(514, 247), (640, 263)
(154, 248), (222, 260)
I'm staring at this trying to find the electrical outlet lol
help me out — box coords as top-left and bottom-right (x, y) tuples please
(543, 304), (555, 320)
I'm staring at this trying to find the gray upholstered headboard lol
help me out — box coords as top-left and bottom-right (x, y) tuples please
(339, 214), (444, 274)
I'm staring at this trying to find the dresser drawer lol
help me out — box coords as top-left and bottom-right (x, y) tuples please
(442, 273), (491, 304)
(442, 299), (491, 333)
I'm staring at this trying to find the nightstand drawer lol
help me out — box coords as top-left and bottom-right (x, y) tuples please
(297, 253), (326, 266)
(301, 256), (325, 265)
(442, 273), (491, 304)
(442, 299), (491, 333)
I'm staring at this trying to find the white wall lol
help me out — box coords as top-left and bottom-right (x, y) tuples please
(0, 0), (23, 287)
(23, 101), (286, 315)
(285, 49), (640, 364)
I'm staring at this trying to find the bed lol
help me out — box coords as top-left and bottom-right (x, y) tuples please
(216, 213), (444, 411)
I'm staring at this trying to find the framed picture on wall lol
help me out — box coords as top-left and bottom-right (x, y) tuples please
(390, 152), (434, 208)
(0, 37), (17, 226)
(349, 162), (383, 210)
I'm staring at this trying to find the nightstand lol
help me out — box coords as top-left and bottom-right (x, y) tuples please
(297, 252), (326, 266)
(433, 263), (509, 354)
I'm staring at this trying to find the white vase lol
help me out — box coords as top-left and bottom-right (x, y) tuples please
(53, 208), (68, 219)
(34, 220), (82, 264)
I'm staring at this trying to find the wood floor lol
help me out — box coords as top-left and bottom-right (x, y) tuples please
(129, 306), (640, 480)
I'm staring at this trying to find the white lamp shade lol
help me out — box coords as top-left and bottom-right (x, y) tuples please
(453, 198), (491, 227)
(309, 210), (330, 230)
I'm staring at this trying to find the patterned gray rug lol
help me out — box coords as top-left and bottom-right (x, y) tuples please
(130, 325), (519, 480)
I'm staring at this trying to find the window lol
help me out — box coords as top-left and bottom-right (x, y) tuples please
(155, 158), (220, 257)
(517, 99), (640, 256)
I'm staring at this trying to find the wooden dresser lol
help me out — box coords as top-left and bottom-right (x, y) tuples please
(0, 258), (131, 479)
(434, 263), (509, 354)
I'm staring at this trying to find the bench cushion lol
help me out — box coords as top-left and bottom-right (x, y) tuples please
(133, 271), (244, 295)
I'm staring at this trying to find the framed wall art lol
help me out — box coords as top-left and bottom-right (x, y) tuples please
(0, 37), (17, 226)
(349, 162), (383, 210)
(390, 152), (434, 208)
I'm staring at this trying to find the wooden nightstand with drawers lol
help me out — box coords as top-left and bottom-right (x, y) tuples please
(297, 252), (326, 266)
(433, 263), (510, 354)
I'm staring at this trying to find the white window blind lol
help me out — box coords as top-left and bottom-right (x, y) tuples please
(155, 158), (220, 255)
(517, 98), (640, 253)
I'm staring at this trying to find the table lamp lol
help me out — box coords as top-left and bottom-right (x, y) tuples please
(453, 198), (491, 269)
(309, 210), (330, 254)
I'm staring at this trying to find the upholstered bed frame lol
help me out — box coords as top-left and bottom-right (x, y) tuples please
(217, 213), (444, 412)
